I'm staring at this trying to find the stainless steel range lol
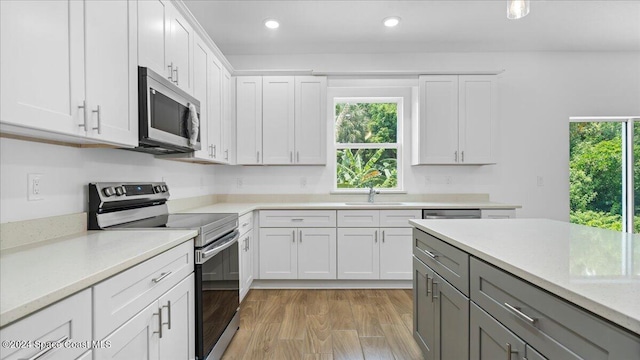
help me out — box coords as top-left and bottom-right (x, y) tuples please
(88, 182), (239, 360)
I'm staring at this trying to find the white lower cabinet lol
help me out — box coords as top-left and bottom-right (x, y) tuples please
(239, 229), (254, 301)
(337, 210), (418, 280)
(0, 289), (92, 360)
(259, 227), (336, 280)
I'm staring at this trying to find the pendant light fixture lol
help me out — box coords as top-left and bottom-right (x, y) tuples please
(507, 0), (530, 19)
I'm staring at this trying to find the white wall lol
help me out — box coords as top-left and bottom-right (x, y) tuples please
(0, 138), (216, 223)
(220, 51), (640, 220)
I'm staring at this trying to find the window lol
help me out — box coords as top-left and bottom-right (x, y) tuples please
(334, 98), (402, 191)
(569, 117), (639, 233)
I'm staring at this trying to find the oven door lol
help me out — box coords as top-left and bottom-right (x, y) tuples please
(195, 230), (240, 360)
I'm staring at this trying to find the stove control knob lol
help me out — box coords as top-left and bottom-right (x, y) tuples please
(154, 185), (163, 193)
(103, 187), (115, 197)
(162, 185), (168, 192)
(115, 186), (125, 196)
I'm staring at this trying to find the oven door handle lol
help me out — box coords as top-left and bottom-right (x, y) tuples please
(199, 230), (239, 261)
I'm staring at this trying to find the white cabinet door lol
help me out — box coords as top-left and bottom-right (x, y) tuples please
(208, 57), (223, 161)
(222, 68), (234, 163)
(295, 76), (327, 164)
(259, 228), (297, 279)
(417, 75), (459, 164)
(0, 0), (85, 137)
(158, 275), (195, 360)
(0, 289), (91, 360)
(137, 0), (169, 78)
(84, 0), (137, 147)
(262, 76), (295, 165)
(379, 227), (412, 280)
(239, 230), (254, 302)
(298, 228), (336, 280)
(192, 36), (211, 160)
(95, 302), (160, 360)
(167, 8), (192, 94)
(236, 76), (263, 164)
(337, 228), (379, 280)
(458, 75), (496, 164)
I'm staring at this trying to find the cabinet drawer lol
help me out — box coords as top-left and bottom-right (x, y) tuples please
(93, 240), (194, 340)
(239, 211), (254, 235)
(337, 210), (379, 227)
(0, 289), (92, 360)
(379, 210), (421, 227)
(413, 228), (469, 296)
(480, 209), (516, 219)
(260, 210), (336, 228)
(470, 258), (640, 359)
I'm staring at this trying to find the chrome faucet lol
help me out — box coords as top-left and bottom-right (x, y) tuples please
(368, 186), (380, 203)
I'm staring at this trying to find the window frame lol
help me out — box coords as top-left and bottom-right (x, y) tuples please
(330, 91), (406, 193)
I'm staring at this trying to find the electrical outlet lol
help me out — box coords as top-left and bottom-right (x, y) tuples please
(28, 173), (43, 201)
(236, 178), (243, 188)
(537, 176), (544, 187)
(300, 177), (307, 188)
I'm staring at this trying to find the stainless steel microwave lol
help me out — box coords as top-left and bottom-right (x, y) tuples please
(136, 67), (201, 154)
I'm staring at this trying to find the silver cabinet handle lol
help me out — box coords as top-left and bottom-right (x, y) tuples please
(461, 150), (465, 162)
(162, 301), (171, 330)
(422, 249), (439, 259)
(454, 150), (458, 162)
(78, 101), (88, 130)
(92, 105), (102, 134)
(504, 302), (538, 326)
(505, 343), (518, 360)
(25, 335), (69, 360)
(152, 271), (172, 283)
(432, 280), (438, 301)
(174, 66), (179, 85)
(167, 62), (174, 81)
(291, 218), (304, 222)
(154, 310), (163, 338)
(245, 236), (250, 251)
(247, 236), (250, 250)
(297, 151), (300, 163)
(213, 145), (217, 158)
(299, 230), (302, 243)
(426, 274), (431, 297)
(242, 222), (250, 228)
(225, 149), (229, 160)
(257, 151), (260, 163)
(292, 230), (295, 242)
(382, 230), (385, 243)
(374, 230), (378, 243)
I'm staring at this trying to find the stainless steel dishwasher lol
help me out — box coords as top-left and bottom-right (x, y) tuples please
(422, 209), (481, 219)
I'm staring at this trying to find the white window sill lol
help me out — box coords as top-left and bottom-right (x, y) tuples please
(331, 189), (407, 195)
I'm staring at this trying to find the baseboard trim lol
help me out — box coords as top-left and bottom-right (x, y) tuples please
(250, 279), (412, 289)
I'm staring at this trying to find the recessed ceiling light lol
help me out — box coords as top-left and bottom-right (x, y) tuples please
(264, 19), (280, 29)
(383, 16), (401, 28)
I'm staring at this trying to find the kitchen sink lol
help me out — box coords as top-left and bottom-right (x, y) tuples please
(344, 202), (406, 206)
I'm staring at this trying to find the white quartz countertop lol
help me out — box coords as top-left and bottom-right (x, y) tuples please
(183, 201), (520, 216)
(0, 229), (197, 328)
(409, 218), (640, 335)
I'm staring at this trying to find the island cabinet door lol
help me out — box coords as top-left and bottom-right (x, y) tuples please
(413, 257), (435, 360)
(433, 272), (469, 360)
(470, 302), (525, 360)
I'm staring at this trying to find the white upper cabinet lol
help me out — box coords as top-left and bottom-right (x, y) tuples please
(207, 57), (223, 162)
(262, 76), (295, 164)
(236, 76), (263, 165)
(138, 0), (193, 95)
(191, 35), (211, 161)
(1, 0), (137, 147)
(414, 75), (496, 165)
(222, 68), (235, 164)
(84, 0), (138, 147)
(295, 76), (327, 165)
(235, 75), (327, 165)
(137, 0), (169, 77)
(167, 10), (193, 95)
(1, 0), (85, 137)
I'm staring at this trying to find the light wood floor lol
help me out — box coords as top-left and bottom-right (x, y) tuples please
(221, 289), (424, 360)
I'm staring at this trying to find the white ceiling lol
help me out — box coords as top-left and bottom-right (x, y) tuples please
(183, 0), (640, 55)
